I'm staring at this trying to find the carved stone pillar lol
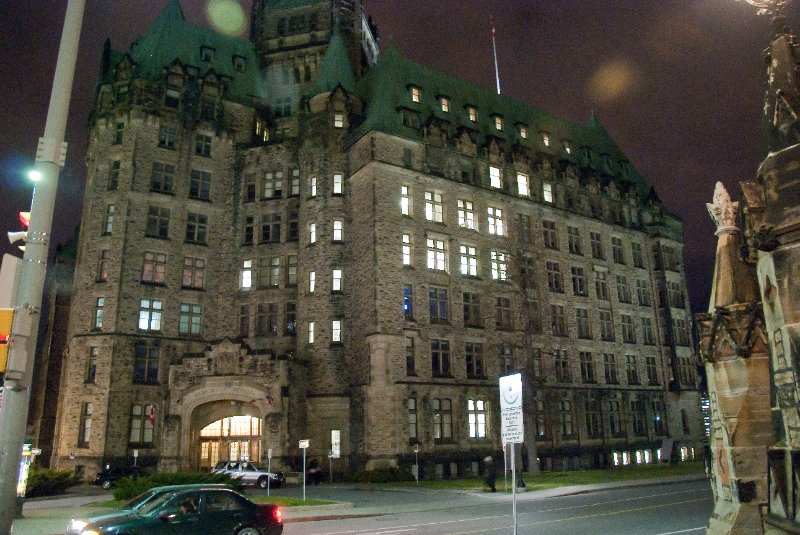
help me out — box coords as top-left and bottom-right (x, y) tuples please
(696, 182), (771, 534)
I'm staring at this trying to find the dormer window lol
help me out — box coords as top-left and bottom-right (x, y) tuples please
(333, 113), (344, 128)
(467, 106), (477, 122)
(410, 86), (421, 103)
(201, 46), (215, 62)
(494, 115), (503, 131)
(439, 96), (450, 113)
(542, 132), (551, 147)
(563, 140), (572, 154)
(233, 56), (246, 72)
(519, 125), (528, 139)
(602, 153), (612, 168)
(186, 66), (199, 79)
(165, 87), (181, 109)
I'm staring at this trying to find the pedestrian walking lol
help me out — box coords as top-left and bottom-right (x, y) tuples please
(484, 455), (497, 492)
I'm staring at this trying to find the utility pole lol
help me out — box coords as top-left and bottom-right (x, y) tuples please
(0, 1), (85, 531)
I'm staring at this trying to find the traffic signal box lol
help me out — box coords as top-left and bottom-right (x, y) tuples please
(0, 308), (13, 374)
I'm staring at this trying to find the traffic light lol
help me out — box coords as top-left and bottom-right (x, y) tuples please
(0, 308), (13, 374)
(7, 211), (30, 252)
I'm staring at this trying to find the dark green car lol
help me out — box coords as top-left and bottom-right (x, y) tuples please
(68, 486), (282, 535)
(67, 484), (233, 535)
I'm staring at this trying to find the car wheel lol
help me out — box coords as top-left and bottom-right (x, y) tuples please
(235, 527), (262, 535)
(102, 480), (112, 490)
(257, 476), (269, 489)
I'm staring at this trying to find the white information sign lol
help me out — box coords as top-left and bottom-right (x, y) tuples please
(299, 439), (310, 449)
(331, 429), (341, 458)
(499, 373), (524, 444)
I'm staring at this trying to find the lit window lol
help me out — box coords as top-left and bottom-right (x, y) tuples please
(309, 271), (316, 293)
(426, 236), (447, 271)
(543, 182), (553, 203)
(138, 299), (163, 331)
(491, 251), (508, 281)
(332, 320), (342, 342)
(460, 244), (478, 276)
(516, 173), (529, 196)
(489, 166), (502, 188)
(309, 176), (317, 197)
(333, 173), (343, 194)
(241, 260), (253, 289)
(93, 297), (105, 329)
(455, 201), (475, 232)
(129, 404), (156, 445)
(400, 185), (411, 215)
(142, 252), (167, 284)
(333, 113), (344, 128)
(519, 125), (528, 139)
(468, 399), (487, 438)
(308, 321), (315, 343)
(487, 207), (504, 236)
(78, 402), (93, 447)
(440, 96), (450, 112)
(333, 219), (343, 241)
(332, 269), (342, 292)
(424, 191), (443, 222)
(103, 204), (115, 235)
(467, 106), (477, 122)
(309, 223), (317, 244)
(494, 116), (503, 131)
(179, 303), (202, 335)
(402, 234), (412, 265)
(542, 132), (550, 146)
(410, 86), (421, 103)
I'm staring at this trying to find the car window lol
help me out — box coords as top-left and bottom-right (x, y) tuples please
(228, 462), (240, 470)
(242, 463), (256, 472)
(206, 492), (244, 512)
(138, 492), (178, 516)
(213, 462), (226, 470)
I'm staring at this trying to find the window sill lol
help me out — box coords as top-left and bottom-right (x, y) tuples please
(144, 235), (170, 240)
(140, 281), (167, 287)
(181, 285), (204, 291)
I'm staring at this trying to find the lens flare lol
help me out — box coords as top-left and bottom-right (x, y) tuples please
(206, 0), (246, 37)
(587, 59), (639, 105)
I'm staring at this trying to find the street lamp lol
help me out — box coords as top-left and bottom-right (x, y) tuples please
(0, 1), (86, 532)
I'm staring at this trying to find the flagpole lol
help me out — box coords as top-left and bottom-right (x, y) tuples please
(491, 17), (501, 95)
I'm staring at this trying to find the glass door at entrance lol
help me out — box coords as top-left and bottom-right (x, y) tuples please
(199, 415), (262, 469)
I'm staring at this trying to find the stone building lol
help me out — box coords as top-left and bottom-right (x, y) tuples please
(46, 0), (704, 478)
(696, 7), (800, 534)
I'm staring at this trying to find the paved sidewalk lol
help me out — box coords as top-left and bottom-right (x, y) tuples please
(10, 474), (707, 534)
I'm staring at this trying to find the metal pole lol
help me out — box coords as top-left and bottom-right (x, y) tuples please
(415, 450), (419, 486)
(503, 443), (507, 491)
(0, 1), (85, 531)
(302, 448), (306, 502)
(511, 443), (517, 535)
(267, 456), (271, 497)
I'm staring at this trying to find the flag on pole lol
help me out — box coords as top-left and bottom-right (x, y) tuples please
(490, 17), (501, 95)
(148, 404), (157, 427)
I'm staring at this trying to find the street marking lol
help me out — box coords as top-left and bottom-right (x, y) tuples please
(520, 487), (708, 516)
(655, 529), (706, 535)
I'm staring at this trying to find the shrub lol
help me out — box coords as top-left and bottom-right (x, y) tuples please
(354, 466), (414, 484)
(113, 471), (240, 501)
(25, 467), (81, 498)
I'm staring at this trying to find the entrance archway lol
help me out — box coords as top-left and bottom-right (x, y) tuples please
(198, 415), (263, 469)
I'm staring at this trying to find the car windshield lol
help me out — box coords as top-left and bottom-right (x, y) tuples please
(135, 492), (177, 517)
(123, 489), (159, 510)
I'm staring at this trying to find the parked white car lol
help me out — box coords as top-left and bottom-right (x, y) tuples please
(212, 460), (285, 488)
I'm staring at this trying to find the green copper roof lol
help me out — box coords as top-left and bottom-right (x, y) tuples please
(355, 46), (652, 198)
(125, 0), (264, 103)
(307, 28), (359, 99)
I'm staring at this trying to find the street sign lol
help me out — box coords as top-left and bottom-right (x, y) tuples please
(499, 373), (524, 444)
(299, 439), (309, 449)
(267, 448), (273, 460)
(331, 429), (340, 458)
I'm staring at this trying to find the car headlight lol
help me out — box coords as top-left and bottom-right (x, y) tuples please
(80, 530), (100, 535)
(68, 519), (88, 533)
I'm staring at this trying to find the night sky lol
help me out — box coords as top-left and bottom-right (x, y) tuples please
(0, 0), (795, 313)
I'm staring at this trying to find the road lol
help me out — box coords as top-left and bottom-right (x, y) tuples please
(281, 480), (712, 535)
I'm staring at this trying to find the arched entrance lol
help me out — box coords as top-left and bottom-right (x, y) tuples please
(198, 415), (262, 469)
(190, 400), (267, 470)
